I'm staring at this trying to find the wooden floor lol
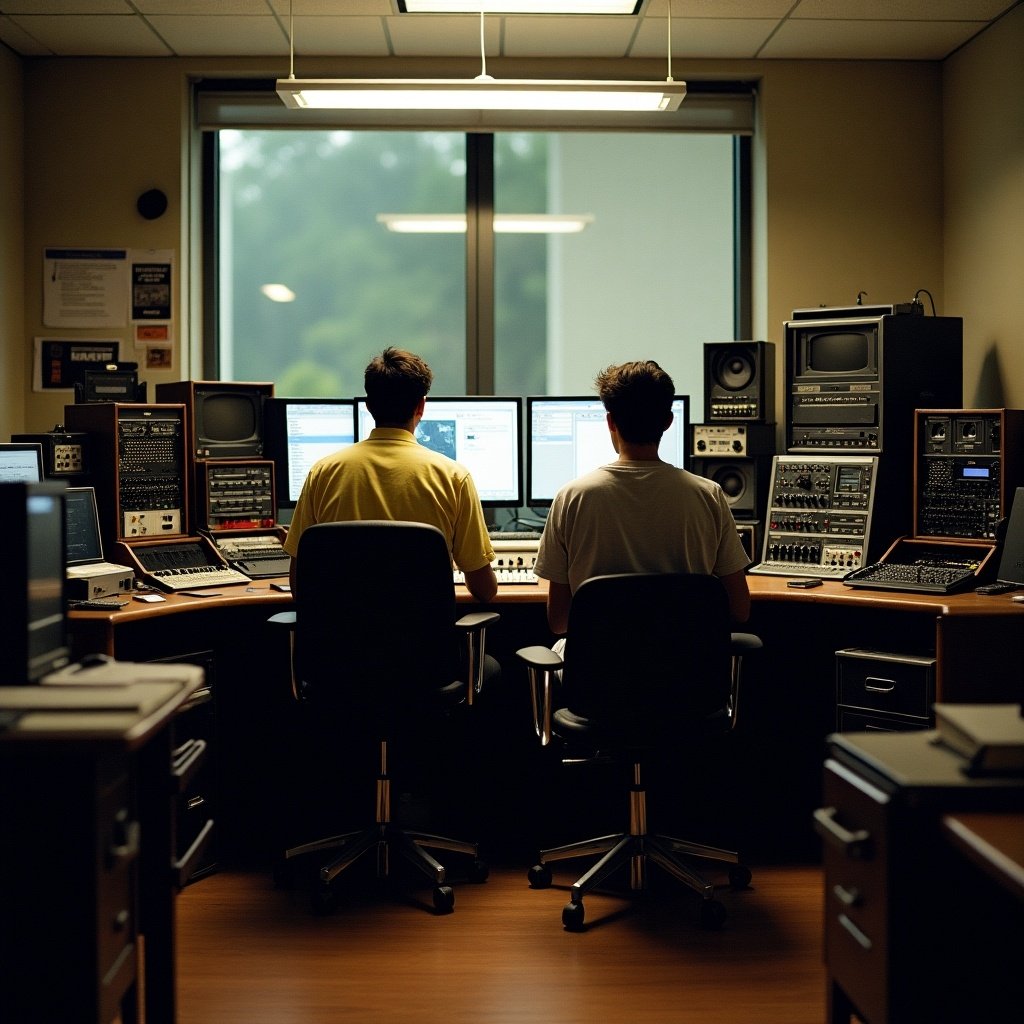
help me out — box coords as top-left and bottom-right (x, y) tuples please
(176, 859), (827, 1023)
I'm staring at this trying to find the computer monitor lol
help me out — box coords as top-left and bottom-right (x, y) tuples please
(0, 442), (45, 483)
(0, 481), (70, 683)
(356, 396), (523, 507)
(526, 395), (690, 506)
(263, 398), (357, 519)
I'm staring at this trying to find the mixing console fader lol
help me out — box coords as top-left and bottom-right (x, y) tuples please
(749, 455), (878, 578)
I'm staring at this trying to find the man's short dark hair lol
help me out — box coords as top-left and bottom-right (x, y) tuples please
(364, 347), (434, 425)
(595, 360), (675, 443)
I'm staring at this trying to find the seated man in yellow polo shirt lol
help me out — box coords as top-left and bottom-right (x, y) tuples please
(283, 347), (498, 603)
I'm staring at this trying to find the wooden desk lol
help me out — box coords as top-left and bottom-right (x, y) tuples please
(65, 576), (1024, 864)
(0, 670), (203, 1024)
(942, 811), (1024, 902)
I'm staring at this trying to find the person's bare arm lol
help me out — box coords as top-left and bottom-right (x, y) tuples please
(546, 580), (572, 636)
(463, 564), (498, 603)
(719, 569), (751, 624)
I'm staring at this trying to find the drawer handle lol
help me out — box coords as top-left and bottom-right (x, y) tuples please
(838, 912), (873, 951)
(864, 676), (896, 693)
(813, 806), (873, 859)
(832, 883), (862, 907)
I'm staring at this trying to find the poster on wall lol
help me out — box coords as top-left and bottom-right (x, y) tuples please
(33, 337), (120, 392)
(130, 248), (175, 370)
(42, 247), (128, 328)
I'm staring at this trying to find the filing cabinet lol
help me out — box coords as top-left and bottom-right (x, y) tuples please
(816, 730), (1023, 1024)
(835, 648), (936, 732)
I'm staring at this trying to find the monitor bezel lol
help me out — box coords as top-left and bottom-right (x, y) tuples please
(355, 395), (524, 508)
(0, 442), (45, 483)
(526, 394), (691, 507)
(263, 396), (358, 512)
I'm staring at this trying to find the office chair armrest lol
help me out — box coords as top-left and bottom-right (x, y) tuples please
(455, 610), (501, 704)
(728, 632), (762, 730)
(267, 611), (299, 700)
(517, 645), (564, 747)
(730, 632), (762, 654)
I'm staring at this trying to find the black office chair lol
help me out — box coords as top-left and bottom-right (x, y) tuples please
(269, 520), (499, 914)
(517, 572), (761, 931)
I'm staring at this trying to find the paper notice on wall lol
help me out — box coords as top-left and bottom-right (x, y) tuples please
(130, 249), (175, 369)
(43, 247), (129, 327)
(33, 337), (120, 392)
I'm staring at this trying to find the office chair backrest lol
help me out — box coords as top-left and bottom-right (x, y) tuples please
(293, 521), (463, 717)
(560, 573), (733, 744)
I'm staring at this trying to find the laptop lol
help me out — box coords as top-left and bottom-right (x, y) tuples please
(64, 486), (135, 598)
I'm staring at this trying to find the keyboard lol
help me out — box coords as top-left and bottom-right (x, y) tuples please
(148, 564), (253, 592)
(489, 530), (542, 542)
(843, 559), (979, 594)
(214, 536), (291, 578)
(454, 568), (539, 586)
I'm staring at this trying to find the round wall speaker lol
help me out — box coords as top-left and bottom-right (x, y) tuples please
(137, 188), (168, 220)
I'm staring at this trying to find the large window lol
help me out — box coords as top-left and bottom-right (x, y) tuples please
(212, 121), (747, 422)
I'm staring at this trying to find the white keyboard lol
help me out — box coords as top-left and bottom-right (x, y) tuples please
(148, 564), (252, 591)
(453, 568), (539, 586)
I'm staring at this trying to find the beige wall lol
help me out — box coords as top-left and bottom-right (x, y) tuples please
(4, 12), (1022, 434)
(1, 44), (24, 441)
(944, 1), (1024, 410)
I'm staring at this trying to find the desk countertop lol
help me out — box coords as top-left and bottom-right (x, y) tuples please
(65, 573), (1024, 618)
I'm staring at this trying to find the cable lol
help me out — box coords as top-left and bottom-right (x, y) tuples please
(914, 288), (936, 315)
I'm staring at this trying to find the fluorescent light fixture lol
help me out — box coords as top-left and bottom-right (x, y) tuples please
(377, 213), (595, 234)
(278, 2), (682, 114)
(278, 78), (684, 112)
(260, 283), (296, 302)
(399, 2), (643, 13)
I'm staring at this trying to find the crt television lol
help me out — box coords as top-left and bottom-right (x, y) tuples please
(356, 396), (523, 507)
(263, 397), (357, 518)
(0, 443), (45, 483)
(0, 481), (70, 683)
(155, 380), (274, 460)
(527, 395), (691, 506)
(792, 324), (879, 380)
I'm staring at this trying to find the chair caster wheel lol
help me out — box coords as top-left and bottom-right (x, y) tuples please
(562, 900), (585, 931)
(433, 885), (455, 913)
(728, 864), (752, 890)
(468, 857), (489, 883)
(528, 863), (552, 889)
(699, 899), (727, 930)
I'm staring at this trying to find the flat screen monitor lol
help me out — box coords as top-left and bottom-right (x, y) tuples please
(263, 398), (357, 517)
(527, 395), (690, 506)
(0, 442), (45, 483)
(0, 481), (69, 683)
(356, 396), (523, 507)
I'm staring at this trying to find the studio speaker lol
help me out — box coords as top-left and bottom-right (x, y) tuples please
(704, 341), (775, 423)
(691, 456), (771, 521)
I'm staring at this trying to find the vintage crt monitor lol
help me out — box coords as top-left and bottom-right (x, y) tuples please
(0, 481), (71, 683)
(155, 380), (274, 460)
(0, 442), (44, 483)
(527, 395), (690, 506)
(785, 304), (962, 547)
(263, 397), (356, 524)
(356, 396), (523, 508)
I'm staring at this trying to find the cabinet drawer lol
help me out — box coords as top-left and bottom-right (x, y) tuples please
(836, 648), (936, 721)
(818, 759), (892, 1024)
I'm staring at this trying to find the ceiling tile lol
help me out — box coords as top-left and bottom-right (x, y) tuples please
(386, 13), (502, 56)
(631, 16), (779, 58)
(286, 15), (392, 58)
(759, 19), (988, 60)
(0, 14), (52, 56)
(145, 14), (289, 57)
(791, 0), (1011, 20)
(9, 14), (172, 56)
(504, 15), (637, 57)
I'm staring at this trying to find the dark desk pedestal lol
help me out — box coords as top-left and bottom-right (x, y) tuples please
(0, 670), (203, 1024)
(816, 729), (1024, 1024)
